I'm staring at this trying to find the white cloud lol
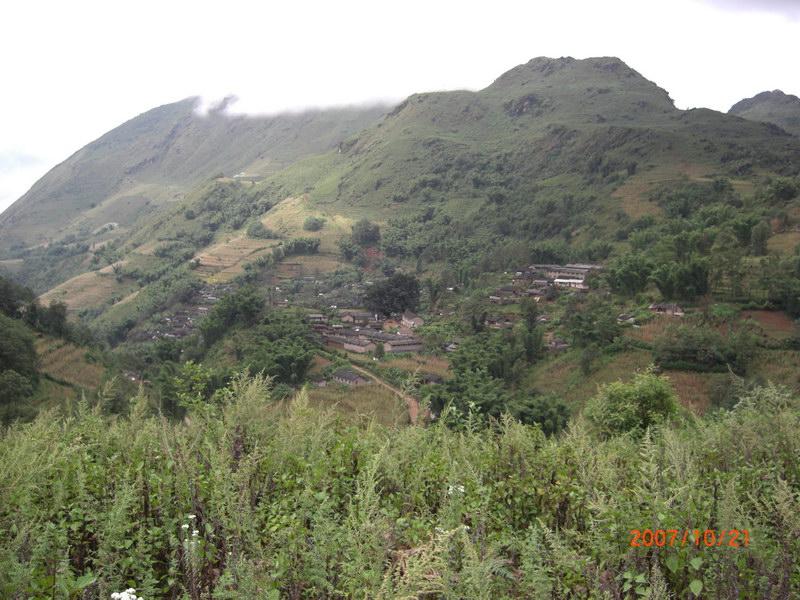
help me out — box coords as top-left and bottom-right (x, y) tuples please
(0, 0), (798, 212)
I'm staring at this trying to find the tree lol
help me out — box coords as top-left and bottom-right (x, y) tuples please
(337, 238), (360, 261)
(364, 273), (420, 316)
(605, 254), (652, 296)
(200, 287), (264, 347)
(651, 258), (709, 301)
(351, 219), (381, 245)
(507, 393), (569, 435)
(245, 339), (314, 385)
(584, 371), (678, 438)
(0, 275), (34, 317)
(562, 296), (620, 348)
(39, 302), (68, 337)
(0, 369), (34, 406)
(0, 314), (38, 381)
(750, 221), (771, 256)
(520, 298), (539, 330)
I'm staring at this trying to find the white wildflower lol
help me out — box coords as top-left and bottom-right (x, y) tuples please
(188, 514), (196, 520)
(447, 484), (465, 495)
(192, 529), (199, 537)
(181, 523), (189, 530)
(110, 588), (143, 600)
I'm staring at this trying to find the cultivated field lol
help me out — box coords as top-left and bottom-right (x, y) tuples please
(193, 236), (276, 282)
(34, 335), (105, 390)
(38, 271), (138, 314)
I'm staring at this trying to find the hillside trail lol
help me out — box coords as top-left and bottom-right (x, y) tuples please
(348, 364), (422, 424)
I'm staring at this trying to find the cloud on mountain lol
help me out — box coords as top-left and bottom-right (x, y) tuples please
(698, 0), (800, 20)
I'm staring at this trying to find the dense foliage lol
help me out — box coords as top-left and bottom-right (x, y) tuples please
(364, 272), (420, 316)
(0, 376), (798, 598)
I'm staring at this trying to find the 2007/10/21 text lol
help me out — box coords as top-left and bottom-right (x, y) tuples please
(630, 529), (750, 548)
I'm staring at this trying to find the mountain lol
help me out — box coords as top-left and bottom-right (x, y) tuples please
(0, 98), (387, 252)
(729, 89), (800, 136)
(3, 56), (800, 305)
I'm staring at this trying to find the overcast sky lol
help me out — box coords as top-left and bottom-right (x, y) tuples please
(1, 0), (798, 213)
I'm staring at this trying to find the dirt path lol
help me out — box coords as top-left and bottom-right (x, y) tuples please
(349, 364), (422, 424)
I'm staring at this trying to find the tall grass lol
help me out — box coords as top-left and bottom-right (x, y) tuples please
(1, 375), (798, 598)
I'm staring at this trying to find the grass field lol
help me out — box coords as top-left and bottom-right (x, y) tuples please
(767, 231), (800, 254)
(380, 354), (452, 379)
(305, 382), (409, 427)
(751, 349), (800, 390)
(528, 349), (654, 408)
(624, 314), (676, 344)
(611, 162), (756, 220)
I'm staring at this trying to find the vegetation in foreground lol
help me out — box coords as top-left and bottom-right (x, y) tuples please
(1, 374), (798, 599)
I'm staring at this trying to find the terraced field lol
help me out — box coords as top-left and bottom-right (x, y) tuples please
(192, 236), (276, 282)
(34, 335), (105, 390)
(261, 195), (359, 254)
(38, 270), (138, 314)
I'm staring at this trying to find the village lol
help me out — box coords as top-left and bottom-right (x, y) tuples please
(308, 308), (425, 355)
(488, 263), (603, 305)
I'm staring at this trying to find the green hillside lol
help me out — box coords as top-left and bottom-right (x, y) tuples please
(2, 55), (800, 597)
(0, 98), (386, 259)
(730, 89), (800, 136)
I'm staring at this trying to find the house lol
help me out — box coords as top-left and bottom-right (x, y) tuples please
(306, 313), (327, 323)
(548, 338), (570, 352)
(401, 311), (424, 328)
(617, 313), (636, 324)
(331, 369), (367, 385)
(489, 295), (516, 305)
(340, 310), (376, 326)
(649, 303), (685, 317)
(529, 264), (602, 282)
(326, 335), (376, 354)
(485, 315), (515, 329)
(554, 278), (588, 291)
(232, 172), (264, 183)
(444, 342), (459, 353)
(384, 337), (424, 353)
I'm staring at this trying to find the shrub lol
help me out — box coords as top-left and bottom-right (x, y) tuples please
(653, 324), (756, 374)
(584, 371), (678, 438)
(246, 221), (275, 239)
(303, 216), (325, 231)
(352, 219), (380, 245)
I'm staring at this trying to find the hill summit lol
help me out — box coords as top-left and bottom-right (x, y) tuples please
(729, 89), (800, 135)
